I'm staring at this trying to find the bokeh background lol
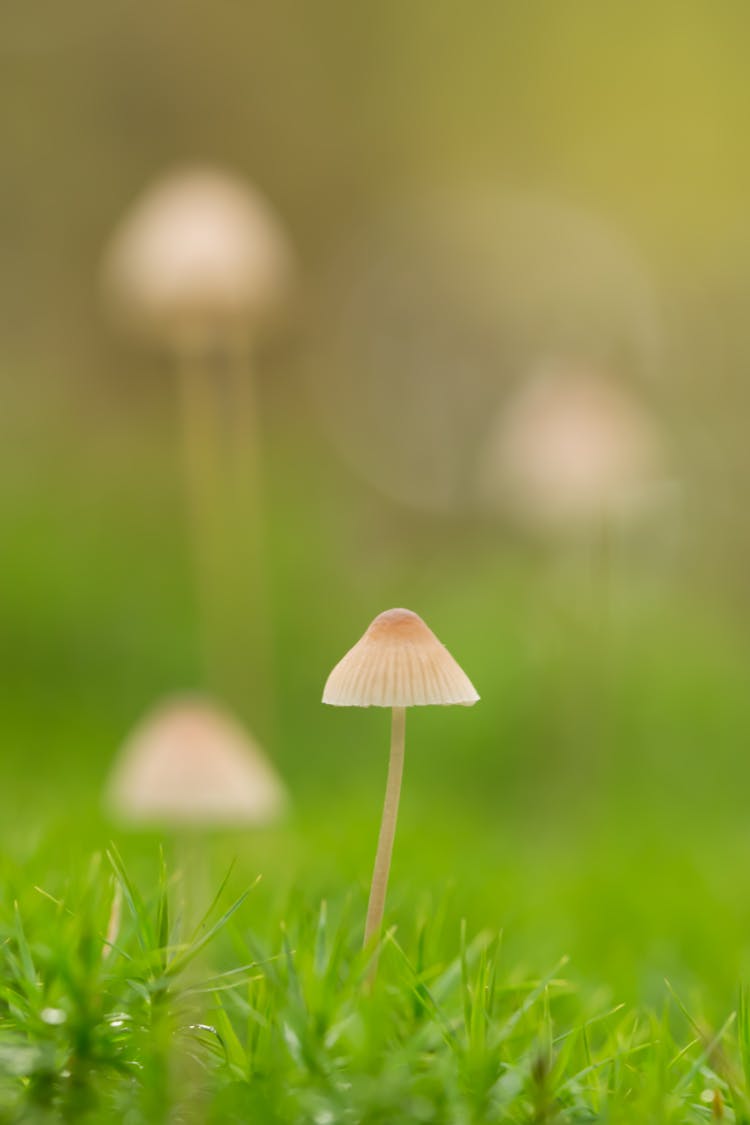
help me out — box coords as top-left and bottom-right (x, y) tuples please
(4, 1), (750, 1017)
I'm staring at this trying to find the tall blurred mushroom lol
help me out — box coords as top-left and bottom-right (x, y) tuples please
(102, 166), (293, 715)
(323, 609), (478, 980)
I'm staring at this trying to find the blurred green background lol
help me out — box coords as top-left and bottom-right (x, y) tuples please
(4, 1), (750, 1020)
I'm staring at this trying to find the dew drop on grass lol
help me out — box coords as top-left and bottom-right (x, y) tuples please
(40, 1008), (66, 1026)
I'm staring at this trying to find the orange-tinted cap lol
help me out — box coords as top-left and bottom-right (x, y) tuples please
(323, 608), (479, 708)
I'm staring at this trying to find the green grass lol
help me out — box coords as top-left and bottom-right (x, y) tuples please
(0, 827), (749, 1124)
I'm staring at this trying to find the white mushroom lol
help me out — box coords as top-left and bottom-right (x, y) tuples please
(102, 166), (293, 351)
(323, 609), (478, 976)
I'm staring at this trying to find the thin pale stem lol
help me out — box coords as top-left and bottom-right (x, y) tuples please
(224, 349), (275, 733)
(364, 706), (406, 971)
(176, 352), (231, 691)
(175, 334), (274, 734)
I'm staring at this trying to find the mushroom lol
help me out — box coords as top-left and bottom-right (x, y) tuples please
(102, 166), (292, 352)
(323, 609), (478, 973)
(106, 695), (287, 827)
(478, 361), (664, 536)
(105, 694), (287, 999)
(101, 166), (294, 714)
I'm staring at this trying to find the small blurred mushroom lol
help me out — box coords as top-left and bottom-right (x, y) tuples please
(106, 695), (286, 1027)
(106, 695), (287, 827)
(102, 166), (294, 713)
(477, 360), (665, 537)
(323, 609), (478, 980)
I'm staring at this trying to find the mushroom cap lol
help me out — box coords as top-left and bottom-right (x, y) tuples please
(106, 695), (288, 827)
(102, 165), (293, 348)
(323, 608), (479, 708)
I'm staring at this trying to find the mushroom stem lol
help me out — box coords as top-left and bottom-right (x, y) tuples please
(176, 347), (232, 691)
(364, 706), (406, 964)
(175, 337), (273, 730)
(224, 345), (274, 726)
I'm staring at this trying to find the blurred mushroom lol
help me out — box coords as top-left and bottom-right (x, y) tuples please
(102, 166), (292, 350)
(323, 609), (478, 978)
(477, 360), (665, 536)
(106, 695), (287, 827)
(102, 166), (294, 714)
